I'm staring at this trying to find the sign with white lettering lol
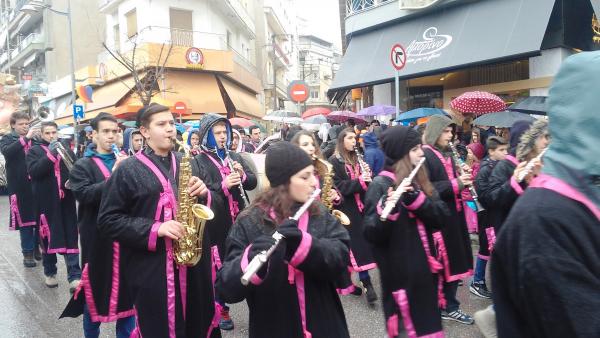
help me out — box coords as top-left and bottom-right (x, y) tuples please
(406, 27), (453, 64)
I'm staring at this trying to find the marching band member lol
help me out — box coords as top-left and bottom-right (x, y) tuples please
(26, 121), (81, 290)
(97, 104), (220, 338)
(188, 129), (201, 156)
(329, 128), (378, 304)
(193, 113), (257, 330)
(122, 128), (143, 156)
(364, 126), (449, 338)
(61, 113), (135, 337)
(216, 141), (351, 338)
(0, 111), (39, 267)
(422, 115), (473, 324)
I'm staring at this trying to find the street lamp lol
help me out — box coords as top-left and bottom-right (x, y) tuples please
(21, 0), (79, 154)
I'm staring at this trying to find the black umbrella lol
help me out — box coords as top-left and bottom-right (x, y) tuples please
(508, 96), (547, 115)
(472, 111), (535, 128)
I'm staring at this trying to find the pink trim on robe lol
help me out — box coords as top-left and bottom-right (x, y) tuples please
(477, 254), (490, 261)
(336, 284), (356, 296)
(9, 194), (35, 230)
(203, 152), (241, 221)
(403, 192), (426, 211)
(345, 163), (365, 212)
(240, 245), (266, 285)
(433, 231), (472, 283)
(505, 155), (519, 166)
(392, 289), (445, 338)
(485, 227), (496, 253)
(510, 177), (524, 195)
(41, 144), (65, 199)
(147, 222), (161, 252)
(208, 246), (223, 337)
(289, 231), (313, 267)
(422, 145), (462, 212)
(530, 174), (600, 220)
(376, 199), (400, 221)
(387, 314), (399, 338)
(349, 250), (377, 272)
(287, 211), (313, 338)
(378, 170), (396, 181)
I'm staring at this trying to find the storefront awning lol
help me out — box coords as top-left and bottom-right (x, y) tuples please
(219, 77), (262, 118)
(330, 0), (556, 94)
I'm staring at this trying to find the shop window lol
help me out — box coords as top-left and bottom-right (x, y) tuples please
(125, 9), (138, 38)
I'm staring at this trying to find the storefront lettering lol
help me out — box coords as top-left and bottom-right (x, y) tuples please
(406, 27), (453, 64)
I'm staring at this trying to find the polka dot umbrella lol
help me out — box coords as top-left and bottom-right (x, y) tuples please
(450, 91), (507, 116)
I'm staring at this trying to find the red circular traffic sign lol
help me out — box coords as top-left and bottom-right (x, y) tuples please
(390, 44), (407, 71)
(288, 80), (309, 103)
(174, 101), (188, 115)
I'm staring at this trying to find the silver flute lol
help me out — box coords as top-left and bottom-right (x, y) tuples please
(448, 142), (485, 212)
(225, 149), (251, 207)
(380, 158), (426, 221)
(241, 189), (321, 286)
(517, 148), (547, 182)
(354, 146), (372, 181)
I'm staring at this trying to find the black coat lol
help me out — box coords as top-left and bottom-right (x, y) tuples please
(474, 157), (499, 258)
(329, 155), (375, 271)
(485, 157), (525, 232)
(491, 181), (600, 338)
(363, 174), (448, 337)
(26, 141), (78, 253)
(194, 151), (257, 259)
(97, 149), (220, 338)
(0, 132), (36, 229)
(216, 205), (350, 338)
(423, 146), (472, 281)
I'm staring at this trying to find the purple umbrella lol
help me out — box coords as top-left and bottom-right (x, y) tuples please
(327, 110), (366, 123)
(357, 105), (398, 116)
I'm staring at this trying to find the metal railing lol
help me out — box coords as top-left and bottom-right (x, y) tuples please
(346, 0), (393, 16)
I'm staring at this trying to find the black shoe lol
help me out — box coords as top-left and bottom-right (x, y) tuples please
(458, 280), (464, 286)
(365, 284), (378, 305)
(33, 247), (42, 261)
(350, 285), (364, 296)
(469, 281), (492, 299)
(23, 252), (36, 268)
(441, 309), (474, 325)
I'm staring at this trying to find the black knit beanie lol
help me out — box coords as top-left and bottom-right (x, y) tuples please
(380, 126), (421, 166)
(266, 141), (313, 187)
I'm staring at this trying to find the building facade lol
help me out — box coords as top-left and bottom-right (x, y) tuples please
(297, 34), (340, 110)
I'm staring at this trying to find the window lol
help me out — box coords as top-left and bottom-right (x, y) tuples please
(125, 9), (137, 38)
(226, 30), (231, 48)
(169, 8), (193, 46)
(310, 88), (319, 99)
(113, 24), (120, 48)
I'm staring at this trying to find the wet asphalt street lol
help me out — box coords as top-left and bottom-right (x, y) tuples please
(0, 196), (490, 337)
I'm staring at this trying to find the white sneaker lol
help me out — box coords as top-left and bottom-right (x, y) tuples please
(44, 275), (58, 288)
(474, 305), (498, 338)
(69, 279), (81, 294)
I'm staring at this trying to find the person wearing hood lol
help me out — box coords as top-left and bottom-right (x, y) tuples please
(363, 126), (449, 338)
(421, 114), (474, 324)
(362, 131), (385, 177)
(61, 113), (134, 338)
(0, 111), (39, 267)
(491, 51), (600, 338)
(193, 113), (257, 331)
(26, 121), (81, 290)
(122, 127), (144, 156)
(187, 129), (201, 155)
(216, 142), (351, 338)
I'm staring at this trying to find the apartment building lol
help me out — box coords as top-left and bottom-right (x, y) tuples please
(297, 34), (340, 110)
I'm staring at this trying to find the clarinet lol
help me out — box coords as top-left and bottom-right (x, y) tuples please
(225, 148), (251, 207)
(448, 142), (485, 212)
(380, 158), (426, 221)
(354, 146), (372, 182)
(241, 189), (321, 286)
(517, 148), (547, 182)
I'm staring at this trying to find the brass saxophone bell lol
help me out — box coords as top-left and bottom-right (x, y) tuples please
(332, 209), (351, 226)
(191, 204), (214, 221)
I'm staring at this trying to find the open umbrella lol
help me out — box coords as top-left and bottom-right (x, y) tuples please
(122, 121), (137, 128)
(508, 96), (547, 115)
(229, 117), (254, 128)
(357, 105), (397, 116)
(327, 110), (366, 123)
(396, 108), (447, 122)
(304, 114), (328, 124)
(263, 110), (303, 124)
(450, 91), (506, 116)
(472, 111), (535, 128)
(302, 107), (331, 119)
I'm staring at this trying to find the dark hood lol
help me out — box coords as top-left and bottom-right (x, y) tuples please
(509, 120), (533, 155)
(362, 132), (379, 148)
(122, 128), (139, 155)
(197, 113), (232, 150)
(328, 125), (343, 141)
(423, 115), (455, 146)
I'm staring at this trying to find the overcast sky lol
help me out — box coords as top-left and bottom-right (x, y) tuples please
(295, 0), (343, 51)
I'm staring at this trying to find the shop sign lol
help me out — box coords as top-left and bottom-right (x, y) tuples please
(185, 47), (205, 70)
(406, 27), (452, 64)
(22, 73), (33, 81)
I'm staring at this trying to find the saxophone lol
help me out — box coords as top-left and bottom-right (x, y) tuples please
(173, 140), (215, 266)
(313, 155), (351, 226)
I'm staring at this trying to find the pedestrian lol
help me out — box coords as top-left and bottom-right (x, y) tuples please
(329, 128), (378, 304)
(61, 113), (135, 338)
(122, 128), (143, 156)
(364, 126), (449, 338)
(216, 141), (351, 338)
(463, 142), (485, 233)
(243, 125), (261, 153)
(321, 125), (343, 159)
(362, 130), (385, 176)
(97, 104), (221, 338)
(193, 113), (257, 330)
(0, 111), (40, 267)
(492, 50), (600, 338)
(26, 121), (81, 290)
(422, 115), (474, 324)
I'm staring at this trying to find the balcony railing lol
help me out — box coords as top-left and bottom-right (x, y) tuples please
(346, 0), (393, 16)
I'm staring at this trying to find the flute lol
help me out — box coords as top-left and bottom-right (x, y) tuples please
(449, 142), (485, 212)
(241, 189), (321, 286)
(380, 158), (426, 221)
(225, 148), (251, 207)
(517, 148), (547, 182)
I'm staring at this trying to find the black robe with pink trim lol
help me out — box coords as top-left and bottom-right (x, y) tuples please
(363, 171), (448, 338)
(0, 132), (36, 230)
(216, 205), (351, 338)
(26, 141), (78, 254)
(97, 148), (221, 338)
(193, 150), (257, 260)
(422, 146), (473, 281)
(60, 156), (134, 322)
(486, 155), (525, 233)
(492, 174), (600, 338)
(328, 155), (375, 272)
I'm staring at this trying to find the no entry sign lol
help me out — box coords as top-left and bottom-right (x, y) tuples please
(390, 44), (407, 71)
(287, 80), (309, 103)
(174, 101), (189, 115)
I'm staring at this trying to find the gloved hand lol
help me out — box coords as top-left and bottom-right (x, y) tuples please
(248, 235), (276, 262)
(401, 190), (421, 206)
(48, 141), (60, 155)
(277, 219), (303, 261)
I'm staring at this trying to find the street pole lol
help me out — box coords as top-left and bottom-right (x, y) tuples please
(395, 69), (400, 123)
(272, 34), (277, 112)
(66, 0), (78, 154)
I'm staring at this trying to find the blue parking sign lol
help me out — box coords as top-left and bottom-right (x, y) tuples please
(73, 104), (84, 120)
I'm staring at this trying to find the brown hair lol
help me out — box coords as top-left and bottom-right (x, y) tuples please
(393, 156), (434, 197)
(251, 185), (321, 225)
(40, 121), (58, 133)
(335, 127), (357, 164)
(138, 103), (171, 128)
(290, 130), (322, 158)
(10, 111), (30, 126)
(486, 136), (508, 151)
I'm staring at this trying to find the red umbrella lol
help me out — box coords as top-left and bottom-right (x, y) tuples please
(229, 117), (254, 128)
(327, 110), (366, 123)
(302, 107), (331, 119)
(450, 91), (506, 116)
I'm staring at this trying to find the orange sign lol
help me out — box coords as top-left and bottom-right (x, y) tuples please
(185, 47), (205, 70)
(174, 101), (189, 115)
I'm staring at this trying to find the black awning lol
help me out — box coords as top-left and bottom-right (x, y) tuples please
(330, 0), (556, 92)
